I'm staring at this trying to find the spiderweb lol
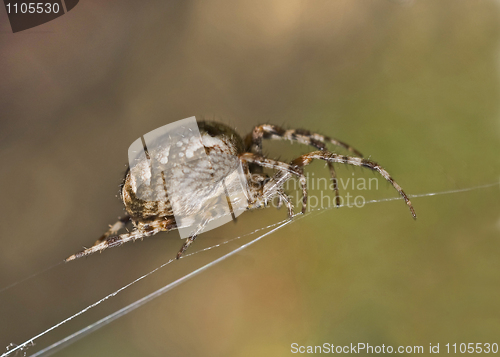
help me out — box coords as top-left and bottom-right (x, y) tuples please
(1, 181), (498, 357)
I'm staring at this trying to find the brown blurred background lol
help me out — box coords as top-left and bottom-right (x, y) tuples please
(1, 1), (499, 356)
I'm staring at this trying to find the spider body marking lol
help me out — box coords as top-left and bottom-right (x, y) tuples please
(65, 121), (416, 262)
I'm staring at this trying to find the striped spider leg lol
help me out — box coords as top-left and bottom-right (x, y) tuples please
(289, 151), (417, 218)
(245, 124), (363, 207)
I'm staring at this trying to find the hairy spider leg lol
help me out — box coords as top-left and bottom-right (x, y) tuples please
(245, 124), (363, 207)
(240, 153), (308, 214)
(276, 187), (294, 217)
(245, 124), (363, 157)
(93, 214), (131, 246)
(65, 218), (177, 262)
(175, 216), (213, 259)
(290, 151), (417, 219)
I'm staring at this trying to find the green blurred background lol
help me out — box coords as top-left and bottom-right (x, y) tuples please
(0, 1), (499, 356)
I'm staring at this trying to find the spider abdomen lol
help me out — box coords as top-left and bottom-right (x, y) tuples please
(121, 121), (247, 226)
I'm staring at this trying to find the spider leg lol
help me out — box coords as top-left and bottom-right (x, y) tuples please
(93, 214), (131, 246)
(245, 124), (363, 207)
(245, 124), (363, 157)
(276, 188), (294, 217)
(290, 151), (417, 218)
(326, 162), (341, 207)
(65, 218), (176, 262)
(176, 214), (214, 259)
(176, 232), (202, 259)
(240, 153), (308, 214)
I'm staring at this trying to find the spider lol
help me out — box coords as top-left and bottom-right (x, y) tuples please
(65, 121), (416, 262)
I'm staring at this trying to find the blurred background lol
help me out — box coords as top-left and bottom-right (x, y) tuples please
(0, 0), (499, 356)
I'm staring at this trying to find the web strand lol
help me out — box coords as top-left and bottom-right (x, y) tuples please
(0, 262), (64, 294)
(1, 181), (498, 357)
